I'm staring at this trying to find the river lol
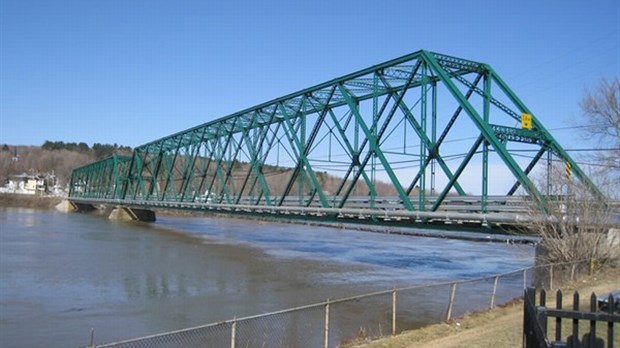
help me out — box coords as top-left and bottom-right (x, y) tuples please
(0, 207), (534, 347)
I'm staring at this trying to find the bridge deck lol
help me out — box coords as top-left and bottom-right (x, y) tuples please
(70, 195), (536, 232)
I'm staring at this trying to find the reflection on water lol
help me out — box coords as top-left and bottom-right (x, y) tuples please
(0, 208), (534, 347)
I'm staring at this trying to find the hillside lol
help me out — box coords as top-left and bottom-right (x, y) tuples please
(195, 161), (399, 197)
(0, 143), (399, 196)
(0, 143), (131, 187)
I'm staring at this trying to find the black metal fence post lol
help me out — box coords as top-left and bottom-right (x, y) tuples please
(523, 288), (619, 348)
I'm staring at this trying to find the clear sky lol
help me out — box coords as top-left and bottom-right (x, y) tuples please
(1, 0), (618, 149)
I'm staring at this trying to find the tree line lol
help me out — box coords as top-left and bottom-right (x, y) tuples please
(40, 141), (132, 160)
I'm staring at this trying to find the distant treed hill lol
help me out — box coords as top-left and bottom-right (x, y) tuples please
(0, 142), (132, 186)
(0, 142), (399, 196)
(41, 141), (132, 160)
(190, 160), (398, 197)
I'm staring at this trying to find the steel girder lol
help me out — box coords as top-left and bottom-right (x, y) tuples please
(69, 50), (605, 213)
(69, 155), (132, 200)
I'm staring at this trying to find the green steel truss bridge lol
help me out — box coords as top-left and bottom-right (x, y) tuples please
(68, 50), (604, 229)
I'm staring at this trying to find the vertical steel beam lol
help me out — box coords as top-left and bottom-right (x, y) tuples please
(396, 98), (465, 198)
(236, 117), (275, 205)
(246, 120), (283, 205)
(338, 84), (414, 211)
(327, 109), (376, 204)
(334, 94), (391, 207)
(205, 120), (238, 204)
(336, 62), (421, 208)
(276, 87), (336, 207)
(277, 100), (330, 208)
(419, 64), (428, 211)
(161, 135), (185, 200)
(422, 51), (548, 212)
(431, 80), (437, 195)
(147, 143), (165, 200)
(408, 73), (483, 197)
(180, 128), (208, 202)
(195, 138), (218, 201)
(482, 74), (491, 212)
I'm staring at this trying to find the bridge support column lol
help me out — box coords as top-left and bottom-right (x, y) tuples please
(55, 200), (95, 213)
(109, 207), (156, 222)
(55, 200), (77, 212)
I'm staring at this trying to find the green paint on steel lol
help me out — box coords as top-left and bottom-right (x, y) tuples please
(482, 74), (491, 213)
(420, 50), (547, 212)
(432, 135), (485, 212)
(338, 83), (414, 211)
(69, 155), (131, 200)
(68, 50), (606, 219)
(487, 67), (606, 203)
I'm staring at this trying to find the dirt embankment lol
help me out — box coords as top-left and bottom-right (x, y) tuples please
(0, 193), (63, 210)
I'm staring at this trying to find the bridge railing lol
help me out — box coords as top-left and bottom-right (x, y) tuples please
(85, 260), (593, 348)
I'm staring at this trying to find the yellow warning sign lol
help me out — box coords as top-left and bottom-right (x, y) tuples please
(521, 113), (532, 129)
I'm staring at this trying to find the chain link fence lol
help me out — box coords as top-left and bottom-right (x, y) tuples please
(87, 260), (590, 348)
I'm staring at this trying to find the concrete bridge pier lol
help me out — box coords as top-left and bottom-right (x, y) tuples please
(55, 200), (96, 213)
(108, 206), (156, 222)
(56, 200), (156, 222)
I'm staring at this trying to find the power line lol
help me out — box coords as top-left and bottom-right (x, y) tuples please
(564, 148), (620, 152)
(507, 147), (620, 153)
(547, 124), (609, 131)
(509, 152), (620, 169)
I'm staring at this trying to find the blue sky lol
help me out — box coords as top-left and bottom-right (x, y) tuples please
(1, 0), (618, 150)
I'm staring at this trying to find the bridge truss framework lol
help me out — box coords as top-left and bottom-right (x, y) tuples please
(68, 50), (604, 228)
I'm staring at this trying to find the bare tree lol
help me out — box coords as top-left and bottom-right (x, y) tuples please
(579, 77), (620, 189)
(526, 163), (617, 268)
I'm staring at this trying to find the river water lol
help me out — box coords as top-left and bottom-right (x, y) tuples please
(0, 207), (534, 347)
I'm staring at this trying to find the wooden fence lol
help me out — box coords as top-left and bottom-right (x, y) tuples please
(524, 287), (619, 348)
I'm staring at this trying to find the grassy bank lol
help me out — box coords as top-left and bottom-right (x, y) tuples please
(349, 268), (620, 348)
(0, 193), (63, 210)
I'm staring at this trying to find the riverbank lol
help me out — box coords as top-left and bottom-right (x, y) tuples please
(348, 267), (620, 348)
(0, 193), (63, 210)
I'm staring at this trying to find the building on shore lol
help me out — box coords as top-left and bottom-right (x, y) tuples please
(1, 172), (61, 195)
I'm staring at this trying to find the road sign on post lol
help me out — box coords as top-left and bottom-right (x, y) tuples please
(565, 161), (572, 180)
(521, 113), (532, 129)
